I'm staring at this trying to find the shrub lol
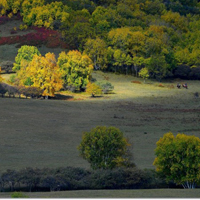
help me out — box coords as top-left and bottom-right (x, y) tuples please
(0, 61), (13, 73)
(0, 83), (18, 97)
(0, 166), (172, 191)
(18, 167), (42, 192)
(18, 86), (43, 99)
(9, 75), (17, 84)
(174, 65), (191, 79)
(189, 67), (200, 80)
(85, 168), (162, 189)
(86, 82), (102, 97)
(96, 81), (114, 94)
(11, 192), (28, 198)
(0, 83), (7, 97)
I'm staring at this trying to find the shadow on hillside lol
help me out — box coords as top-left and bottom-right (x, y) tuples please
(53, 94), (74, 100)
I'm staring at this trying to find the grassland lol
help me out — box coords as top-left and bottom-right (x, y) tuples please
(1, 71), (200, 172)
(1, 19), (200, 198)
(1, 189), (200, 198)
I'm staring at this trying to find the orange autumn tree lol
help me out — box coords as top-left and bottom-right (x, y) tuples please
(25, 52), (63, 98)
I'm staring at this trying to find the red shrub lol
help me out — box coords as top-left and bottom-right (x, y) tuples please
(0, 25), (68, 48)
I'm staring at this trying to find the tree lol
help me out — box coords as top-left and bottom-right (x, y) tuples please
(13, 45), (41, 72)
(146, 55), (168, 82)
(139, 67), (149, 83)
(113, 49), (132, 75)
(24, 53), (63, 98)
(84, 37), (108, 70)
(57, 50), (93, 91)
(0, 67), (3, 82)
(86, 82), (102, 97)
(132, 56), (145, 77)
(78, 126), (130, 170)
(153, 132), (200, 189)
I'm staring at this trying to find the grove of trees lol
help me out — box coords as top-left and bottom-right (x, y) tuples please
(1, 0), (200, 80)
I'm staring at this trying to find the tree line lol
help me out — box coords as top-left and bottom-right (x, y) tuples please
(1, 0), (200, 80)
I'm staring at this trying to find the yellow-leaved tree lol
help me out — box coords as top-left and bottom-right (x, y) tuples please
(57, 50), (93, 91)
(25, 52), (63, 98)
(0, 67), (3, 82)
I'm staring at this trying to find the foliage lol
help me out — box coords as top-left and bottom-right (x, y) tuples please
(153, 132), (200, 189)
(57, 50), (93, 91)
(0, 83), (7, 96)
(24, 53), (63, 97)
(18, 86), (43, 98)
(139, 67), (149, 83)
(0, 61), (13, 73)
(86, 82), (102, 97)
(78, 126), (131, 170)
(1, 1), (200, 80)
(0, 67), (3, 82)
(84, 38), (108, 70)
(146, 55), (168, 82)
(13, 45), (41, 72)
(95, 81), (114, 94)
(11, 192), (28, 198)
(0, 27), (67, 48)
(22, 1), (71, 29)
(0, 166), (170, 192)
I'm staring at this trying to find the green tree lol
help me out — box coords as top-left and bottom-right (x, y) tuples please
(78, 126), (130, 170)
(139, 67), (149, 83)
(57, 50), (93, 91)
(147, 55), (168, 82)
(132, 56), (145, 77)
(153, 132), (200, 189)
(84, 37), (108, 70)
(13, 45), (41, 72)
(113, 49), (132, 75)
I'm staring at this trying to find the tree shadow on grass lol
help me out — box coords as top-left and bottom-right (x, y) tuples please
(53, 94), (74, 100)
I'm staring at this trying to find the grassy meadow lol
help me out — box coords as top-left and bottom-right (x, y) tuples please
(1, 19), (200, 198)
(1, 189), (200, 198)
(1, 71), (200, 172)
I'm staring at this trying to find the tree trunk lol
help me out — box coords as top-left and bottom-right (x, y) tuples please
(125, 66), (128, 75)
(134, 64), (138, 77)
(131, 65), (134, 75)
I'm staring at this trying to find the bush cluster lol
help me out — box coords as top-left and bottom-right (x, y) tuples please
(0, 83), (43, 98)
(0, 167), (172, 192)
(0, 61), (13, 73)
